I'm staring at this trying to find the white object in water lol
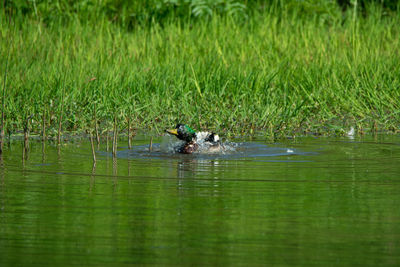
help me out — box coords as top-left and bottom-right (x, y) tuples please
(347, 127), (355, 137)
(287, 149), (294, 153)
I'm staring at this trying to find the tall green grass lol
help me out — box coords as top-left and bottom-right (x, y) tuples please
(1, 3), (400, 139)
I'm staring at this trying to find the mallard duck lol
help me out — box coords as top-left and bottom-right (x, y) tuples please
(166, 124), (220, 154)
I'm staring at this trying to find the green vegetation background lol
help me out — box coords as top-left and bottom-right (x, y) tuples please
(1, 0), (400, 138)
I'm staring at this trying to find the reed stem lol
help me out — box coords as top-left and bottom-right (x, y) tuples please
(24, 116), (30, 156)
(94, 102), (100, 146)
(115, 125), (118, 156)
(112, 115), (117, 157)
(127, 115), (131, 149)
(149, 136), (153, 152)
(42, 105), (46, 142)
(112, 121), (115, 156)
(90, 131), (96, 162)
(58, 87), (65, 146)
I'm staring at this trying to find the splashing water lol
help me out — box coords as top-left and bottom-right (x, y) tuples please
(160, 135), (182, 153)
(112, 135), (311, 161)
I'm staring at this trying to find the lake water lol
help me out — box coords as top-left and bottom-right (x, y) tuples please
(1, 135), (400, 266)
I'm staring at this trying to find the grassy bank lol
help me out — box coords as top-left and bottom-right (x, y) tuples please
(1, 3), (400, 140)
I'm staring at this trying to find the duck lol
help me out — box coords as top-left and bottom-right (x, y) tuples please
(166, 124), (220, 154)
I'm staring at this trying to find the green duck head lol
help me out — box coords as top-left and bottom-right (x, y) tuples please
(166, 124), (196, 142)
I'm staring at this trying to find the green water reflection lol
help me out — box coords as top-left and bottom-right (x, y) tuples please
(1, 136), (400, 266)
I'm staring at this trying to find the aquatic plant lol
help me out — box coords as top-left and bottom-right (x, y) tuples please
(0, 1), (399, 144)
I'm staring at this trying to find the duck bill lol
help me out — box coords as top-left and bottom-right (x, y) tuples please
(166, 129), (178, 136)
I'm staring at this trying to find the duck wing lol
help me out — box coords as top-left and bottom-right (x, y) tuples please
(196, 131), (220, 144)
